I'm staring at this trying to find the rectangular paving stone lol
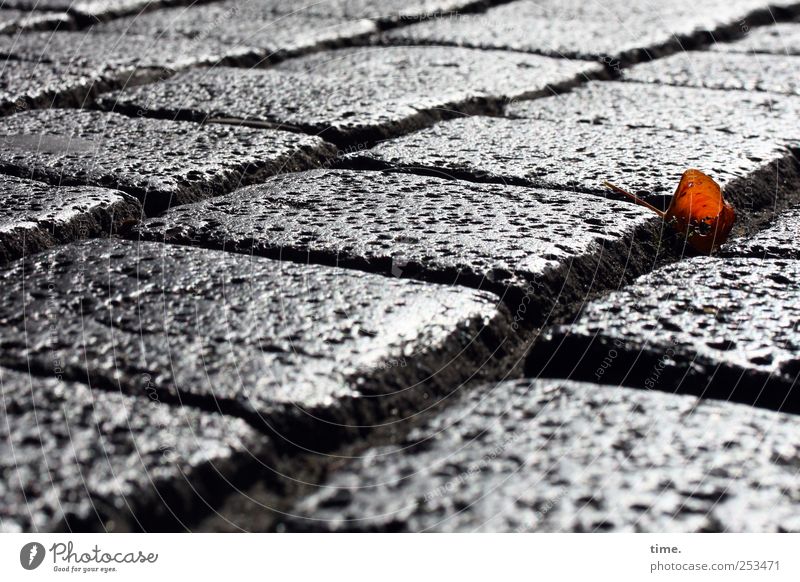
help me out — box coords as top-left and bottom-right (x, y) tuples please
(101, 46), (601, 143)
(383, 0), (794, 63)
(0, 366), (268, 532)
(0, 61), (111, 116)
(527, 258), (800, 413)
(285, 379), (800, 532)
(622, 50), (800, 96)
(0, 109), (334, 214)
(93, 2), (378, 63)
(0, 238), (516, 454)
(723, 206), (800, 258)
(507, 80), (800, 147)
(0, 9), (72, 33)
(347, 115), (799, 217)
(712, 21), (800, 55)
(0, 31), (250, 71)
(0, 174), (141, 264)
(135, 169), (666, 325)
(0, 32), (252, 115)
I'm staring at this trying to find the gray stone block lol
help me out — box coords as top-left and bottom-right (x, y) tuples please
(346, 115), (797, 216)
(0, 174), (141, 263)
(622, 50), (800, 96)
(0, 366), (267, 532)
(0, 239), (513, 453)
(0, 109), (333, 214)
(723, 206), (800, 258)
(134, 169), (667, 324)
(101, 46), (600, 143)
(507, 80), (800, 146)
(527, 258), (800, 412)
(383, 0), (797, 62)
(286, 379), (800, 532)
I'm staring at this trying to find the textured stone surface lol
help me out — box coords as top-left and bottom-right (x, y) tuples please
(0, 61), (109, 116)
(723, 206), (800, 258)
(712, 22), (800, 55)
(0, 175), (141, 264)
(0, 9), (71, 33)
(622, 50), (800, 96)
(0, 366), (267, 532)
(285, 379), (800, 532)
(383, 0), (791, 62)
(134, 169), (665, 324)
(347, 115), (797, 215)
(0, 109), (333, 214)
(1, 0), (201, 21)
(528, 258), (800, 412)
(0, 31), (248, 71)
(102, 46), (600, 143)
(94, 2), (378, 63)
(508, 80), (800, 146)
(0, 31), (250, 114)
(0, 239), (513, 453)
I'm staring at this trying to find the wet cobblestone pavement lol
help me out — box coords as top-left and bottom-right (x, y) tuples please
(1, 0), (799, 532)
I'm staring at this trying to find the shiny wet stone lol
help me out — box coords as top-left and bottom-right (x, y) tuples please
(383, 0), (793, 62)
(0, 239), (513, 453)
(285, 379), (800, 532)
(527, 258), (800, 412)
(101, 46), (599, 143)
(0, 366), (267, 532)
(0, 109), (333, 214)
(93, 2), (378, 63)
(0, 61), (109, 116)
(508, 80), (800, 146)
(2, 0), (199, 21)
(0, 31), (248, 71)
(0, 174), (141, 264)
(622, 50), (800, 96)
(723, 206), (800, 258)
(347, 115), (797, 215)
(134, 169), (665, 324)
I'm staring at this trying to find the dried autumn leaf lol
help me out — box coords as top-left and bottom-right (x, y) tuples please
(604, 169), (736, 254)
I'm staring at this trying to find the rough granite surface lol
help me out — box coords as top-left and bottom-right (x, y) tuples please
(527, 258), (800, 412)
(0, 366), (267, 532)
(101, 46), (600, 143)
(0, 109), (334, 214)
(0, 174), (141, 263)
(286, 379), (800, 532)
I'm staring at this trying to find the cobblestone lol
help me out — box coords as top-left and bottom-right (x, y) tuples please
(0, 109), (333, 214)
(133, 169), (665, 323)
(0, 239), (513, 453)
(94, 2), (378, 63)
(508, 80), (800, 146)
(0, 9), (71, 33)
(383, 0), (796, 63)
(0, 366), (267, 532)
(723, 206), (800, 258)
(101, 46), (599, 143)
(527, 258), (800, 413)
(712, 22), (800, 55)
(0, 174), (141, 264)
(622, 50), (800, 96)
(286, 379), (800, 532)
(346, 116), (797, 217)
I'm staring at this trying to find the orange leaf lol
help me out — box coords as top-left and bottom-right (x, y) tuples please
(604, 169), (735, 253)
